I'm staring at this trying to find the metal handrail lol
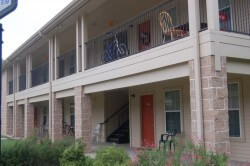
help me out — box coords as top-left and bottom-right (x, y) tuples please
(100, 103), (129, 125)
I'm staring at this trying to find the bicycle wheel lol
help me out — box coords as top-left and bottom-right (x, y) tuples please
(117, 44), (128, 58)
(102, 50), (113, 63)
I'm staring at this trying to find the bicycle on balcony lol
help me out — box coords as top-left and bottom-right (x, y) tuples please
(102, 32), (128, 64)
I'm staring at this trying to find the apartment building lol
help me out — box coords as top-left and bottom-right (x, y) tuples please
(1, 0), (250, 162)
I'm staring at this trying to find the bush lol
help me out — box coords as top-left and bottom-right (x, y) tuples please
(134, 149), (167, 166)
(0, 136), (75, 166)
(132, 141), (228, 166)
(94, 146), (130, 166)
(60, 141), (93, 166)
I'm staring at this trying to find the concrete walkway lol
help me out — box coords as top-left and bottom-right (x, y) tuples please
(86, 142), (136, 159)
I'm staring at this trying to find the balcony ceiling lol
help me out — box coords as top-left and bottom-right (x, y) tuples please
(86, 0), (165, 39)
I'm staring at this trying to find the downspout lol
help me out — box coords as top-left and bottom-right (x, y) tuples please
(190, 0), (204, 145)
(39, 32), (52, 139)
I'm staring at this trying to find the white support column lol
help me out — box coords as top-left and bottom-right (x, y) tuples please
(76, 18), (82, 73)
(54, 35), (59, 80)
(48, 37), (54, 139)
(26, 55), (29, 89)
(26, 54), (32, 88)
(16, 62), (20, 92)
(188, 0), (200, 36)
(81, 15), (88, 71)
(206, 0), (220, 30)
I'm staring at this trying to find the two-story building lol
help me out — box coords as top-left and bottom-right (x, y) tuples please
(1, 0), (250, 163)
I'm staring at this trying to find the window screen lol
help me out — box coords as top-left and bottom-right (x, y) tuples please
(165, 90), (181, 133)
(228, 83), (240, 137)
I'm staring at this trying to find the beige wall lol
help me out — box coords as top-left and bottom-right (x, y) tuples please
(105, 89), (129, 137)
(229, 74), (250, 162)
(130, 77), (191, 147)
(34, 102), (49, 127)
(91, 92), (105, 142)
(58, 24), (76, 56)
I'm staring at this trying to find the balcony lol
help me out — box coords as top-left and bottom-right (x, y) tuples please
(86, 0), (190, 69)
(19, 74), (26, 92)
(8, 80), (13, 95)
(58, 49), (76, 79)
(218, 0), (250, 35)
(31, 63), (49, 87)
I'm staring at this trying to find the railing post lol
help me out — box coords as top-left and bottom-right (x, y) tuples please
(206, 0), (220, 31)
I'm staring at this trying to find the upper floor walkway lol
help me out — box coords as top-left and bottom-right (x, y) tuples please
(3, 0), (250, 103)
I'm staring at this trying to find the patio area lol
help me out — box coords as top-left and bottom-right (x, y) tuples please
(86, 142), (136, 159)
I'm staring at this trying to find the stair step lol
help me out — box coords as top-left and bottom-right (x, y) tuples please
(107, 120), (130, 144)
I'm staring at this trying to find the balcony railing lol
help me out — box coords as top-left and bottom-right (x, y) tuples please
(58, 49), (76, 79)
(19, 74), (26, 91)
(218, 0), (250, 35)
(31, 63), (49, 87)
(86, 0), (190, 69)
(8, 80), (13, 95)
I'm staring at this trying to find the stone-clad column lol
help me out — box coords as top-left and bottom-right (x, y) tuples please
(1, 70), (8, 136)
(24, 99), (34, 138)
(51, 93), (63, 142)
(74, 86), (92, 152)
(15, 105), (24, 138)
(189, 56), (229, 153)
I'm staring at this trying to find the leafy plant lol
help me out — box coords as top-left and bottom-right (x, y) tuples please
(0, 136), (75, 166)
(94, 146), (130, 166)
(60, 141), (93, 166)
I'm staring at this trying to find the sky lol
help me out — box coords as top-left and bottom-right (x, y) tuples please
(0, 0), (73, 60)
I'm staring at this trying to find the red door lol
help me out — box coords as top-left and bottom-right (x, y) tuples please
(139, 20), (151, 51)
(141, 95), (155, 147)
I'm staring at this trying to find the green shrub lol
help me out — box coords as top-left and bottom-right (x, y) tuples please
(0, 136), (75, 166)
(94, 146), (130, 166)
(132, 141), (228, 166)
(60, 141), (93, 166)
(135, 149), (167, 166)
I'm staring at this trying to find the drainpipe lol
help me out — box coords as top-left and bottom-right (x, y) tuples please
(188, 0), (204, 145)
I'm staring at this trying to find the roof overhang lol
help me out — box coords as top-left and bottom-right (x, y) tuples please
(2, 0), (91, 70)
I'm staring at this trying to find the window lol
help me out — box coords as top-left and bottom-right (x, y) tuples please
(42, 107), (47, 126)
(219, 0), (232, 31)
(228, 83), (241, 137)
(165, 90), (181, 133)
(70, 103), (75, 128)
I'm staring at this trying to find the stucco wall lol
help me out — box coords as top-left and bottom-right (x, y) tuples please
(130, 77), (191, 147)
(104, 90), (129, 138)
(91, 92), (105, 142)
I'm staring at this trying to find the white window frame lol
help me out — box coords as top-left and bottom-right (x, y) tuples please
(228, 81), (245, 142)
(164, 88), (183, 134)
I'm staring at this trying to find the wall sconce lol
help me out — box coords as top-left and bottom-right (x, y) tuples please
(130, 94), (135, 98)
(107, 20), (114, 28)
